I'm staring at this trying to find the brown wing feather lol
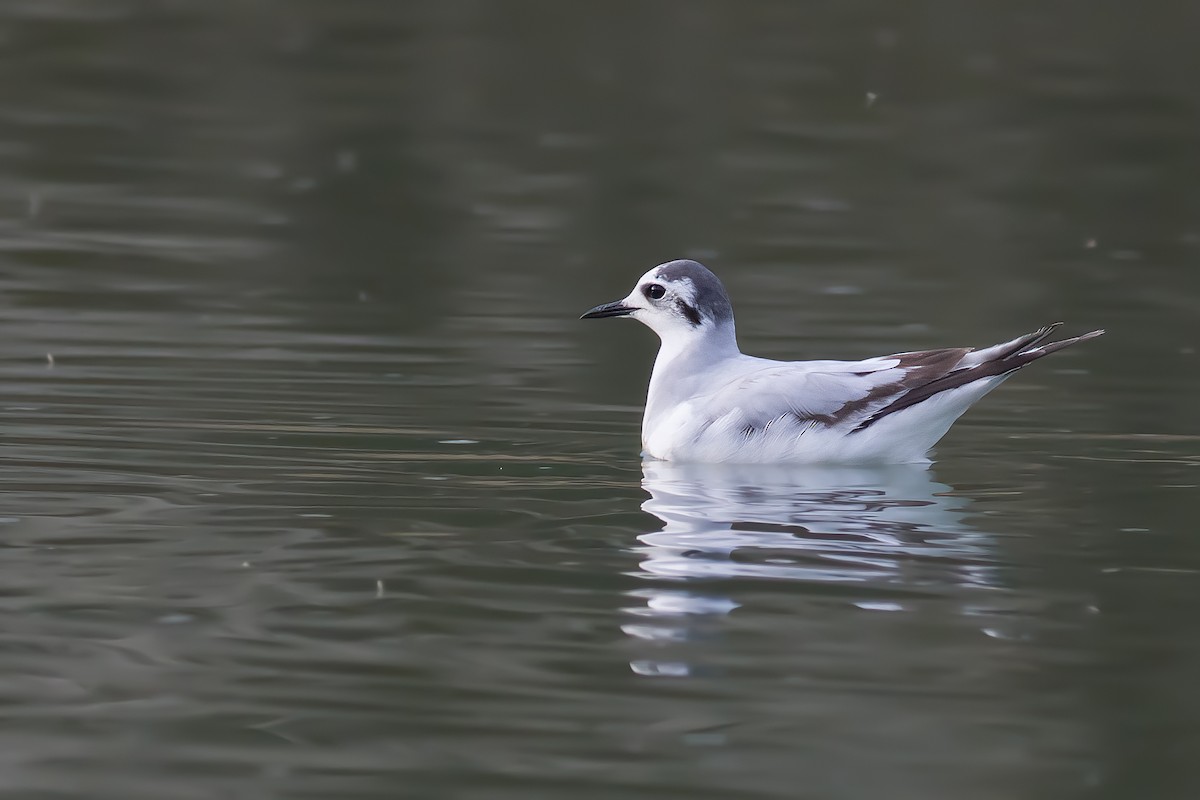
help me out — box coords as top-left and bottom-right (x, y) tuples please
(852, 328), (1104, 432)
(828, 348), (969, 424)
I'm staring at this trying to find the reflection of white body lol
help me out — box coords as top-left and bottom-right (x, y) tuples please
(625, 462), (1090, 777)
(623, 460), (996, 677)
(638, 460), (986, 586)
(581, 259), (1102, 464)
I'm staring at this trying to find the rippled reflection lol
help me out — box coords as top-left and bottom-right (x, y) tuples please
(625, 460), (994, 676)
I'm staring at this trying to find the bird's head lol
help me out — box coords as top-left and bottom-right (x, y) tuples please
(580, 259), (735, 345)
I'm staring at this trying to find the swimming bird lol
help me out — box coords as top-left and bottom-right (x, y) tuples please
(581, 259), (1103, 464)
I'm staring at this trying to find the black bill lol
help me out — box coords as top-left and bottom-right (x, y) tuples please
(580, 300), (635, 320)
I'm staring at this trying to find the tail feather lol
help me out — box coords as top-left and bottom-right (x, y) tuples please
(1014, 328), (1105, 360)
(855, 325), (1104, 431)
(962, 322), (1063, 366)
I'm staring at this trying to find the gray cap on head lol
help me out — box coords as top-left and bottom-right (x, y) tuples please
(654, 259), (734, 325)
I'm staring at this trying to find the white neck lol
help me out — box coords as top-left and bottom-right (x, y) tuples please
(655, 321), (739, 365)
(643, 320), (740, 433)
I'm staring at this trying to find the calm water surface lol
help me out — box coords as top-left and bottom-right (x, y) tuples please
(1, 2), (1198, 799)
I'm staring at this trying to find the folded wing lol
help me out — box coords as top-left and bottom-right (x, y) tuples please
(702, 324), (1103, 436)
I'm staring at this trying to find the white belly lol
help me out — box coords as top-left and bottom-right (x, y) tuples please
(642, 377), (1008, 464)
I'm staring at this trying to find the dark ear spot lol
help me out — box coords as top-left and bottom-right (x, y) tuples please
(676, 299), (702, 326)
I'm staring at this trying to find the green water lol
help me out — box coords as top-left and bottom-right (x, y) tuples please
(1, 2), (1198, 798)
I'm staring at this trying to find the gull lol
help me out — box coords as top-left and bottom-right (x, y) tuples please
(581, 259), (1103, 464)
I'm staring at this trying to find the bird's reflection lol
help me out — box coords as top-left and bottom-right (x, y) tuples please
(624, 460), (993, 676)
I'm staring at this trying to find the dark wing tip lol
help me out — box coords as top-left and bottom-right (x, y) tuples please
(1060, 328), (1106, 344)
(1019, 327), (1105, 358)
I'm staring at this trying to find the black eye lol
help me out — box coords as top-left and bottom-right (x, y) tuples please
(644, 283), (666, 300)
